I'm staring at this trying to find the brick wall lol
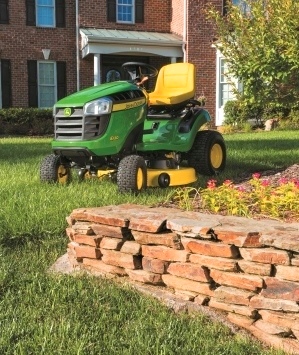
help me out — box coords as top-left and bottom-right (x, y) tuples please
(187, 0), (222, 123)
(64, 204), (299, 354)
(0, 1), (77, 107)
(1, 0), (221, 127)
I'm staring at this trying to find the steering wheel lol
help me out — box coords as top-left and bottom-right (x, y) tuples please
(122, 62), (158, 83)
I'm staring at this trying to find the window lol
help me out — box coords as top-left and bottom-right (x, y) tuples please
(219, 59), (237, 107)
(28, 60), (66, 108)
(0, 59), (12, 108)
(38, 62), (56, 107)
(107, 0), (144, 23)
(0, 0), (9, 24)
(26, 0), (65, 28)
(117, 0), (134, 23)
(223, 0), (251, 16)
(36, 0), (55, 27)
(232, 0), (251, 14)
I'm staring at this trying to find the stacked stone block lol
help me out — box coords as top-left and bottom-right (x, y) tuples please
(65, 204), (299, 354)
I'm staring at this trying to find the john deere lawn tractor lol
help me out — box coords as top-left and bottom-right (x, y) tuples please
(40, 62), (226, 193)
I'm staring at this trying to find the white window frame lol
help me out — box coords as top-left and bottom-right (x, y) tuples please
(117, 0), (135, 24)
(36, 0), (55, 28)
(37, 61), (57, 108)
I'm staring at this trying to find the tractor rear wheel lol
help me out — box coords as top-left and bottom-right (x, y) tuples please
(117, 155), (147, 193)
(40, 154), (71, 184)
(187, 130), (226, 176)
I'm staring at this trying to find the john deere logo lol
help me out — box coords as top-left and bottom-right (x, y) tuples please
(64, 108), (72, 117)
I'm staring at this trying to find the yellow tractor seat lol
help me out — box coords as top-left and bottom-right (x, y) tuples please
(148, 63), (195, 106)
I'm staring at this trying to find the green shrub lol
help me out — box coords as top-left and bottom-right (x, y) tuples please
(223, 100), (263, 127)
(0, 108), (53, 136)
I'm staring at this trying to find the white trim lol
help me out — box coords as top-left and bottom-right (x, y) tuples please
(80, 29), (183, 58)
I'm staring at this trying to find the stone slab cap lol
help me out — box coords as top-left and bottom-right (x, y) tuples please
(212, 226), (262, 248)
(166, 217), (219, 237)
(70, 206), (130, 227)
(260, 232), (299, 253)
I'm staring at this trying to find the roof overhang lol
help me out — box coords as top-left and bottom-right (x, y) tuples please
(80, 28), (184, 58)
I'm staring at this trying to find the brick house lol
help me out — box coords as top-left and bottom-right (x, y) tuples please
(0, 0), (232, 126)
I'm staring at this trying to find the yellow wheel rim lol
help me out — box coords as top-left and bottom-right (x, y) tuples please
(136, 168), (144, 190)
(210, 143), (223, 169)
(57, 165), (69, 184)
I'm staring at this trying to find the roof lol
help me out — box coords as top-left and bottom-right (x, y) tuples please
(80, 28), (184, 58)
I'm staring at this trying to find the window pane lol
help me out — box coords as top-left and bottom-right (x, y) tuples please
(38, 62), (56, 108)
(117, 0), (133, 23)
(37, 0), (54, 27)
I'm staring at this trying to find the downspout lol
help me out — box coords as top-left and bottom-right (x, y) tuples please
(183, 0), (187, 62)
(76, 0), (80, 91)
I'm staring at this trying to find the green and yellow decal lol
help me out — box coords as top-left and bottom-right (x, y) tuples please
(112, 98), (146, 112)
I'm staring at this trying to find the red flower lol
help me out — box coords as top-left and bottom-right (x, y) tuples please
(207, 179), (217, 189)
(252, 173), (261, 179)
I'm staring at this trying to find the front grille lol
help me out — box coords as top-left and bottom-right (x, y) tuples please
(54, 108), (110, 141)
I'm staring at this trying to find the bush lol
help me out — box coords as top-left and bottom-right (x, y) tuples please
(223, 100), (263, 128)
(0, 108), (53, 136)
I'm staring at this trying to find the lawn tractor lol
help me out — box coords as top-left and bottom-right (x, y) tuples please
(40, 62), (226, 193)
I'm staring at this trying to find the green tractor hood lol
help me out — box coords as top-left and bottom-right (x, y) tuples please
(55, 81), (138, 107)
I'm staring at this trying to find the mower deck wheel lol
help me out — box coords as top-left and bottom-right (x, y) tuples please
(117, 155), (147, 193)
(40, 154), (71, 184)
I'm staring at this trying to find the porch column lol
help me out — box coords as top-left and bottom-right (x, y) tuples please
(94, 54), (101, 86)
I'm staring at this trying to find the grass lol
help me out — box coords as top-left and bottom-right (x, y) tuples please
(0, 131), (295, 354)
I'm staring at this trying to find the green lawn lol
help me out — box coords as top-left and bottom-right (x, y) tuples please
(0, 132), (294, 354)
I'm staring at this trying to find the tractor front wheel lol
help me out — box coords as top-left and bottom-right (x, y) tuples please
(187, 130), (226, 176)
(117, 155), (147, 193)
(40, 154), (71, 184)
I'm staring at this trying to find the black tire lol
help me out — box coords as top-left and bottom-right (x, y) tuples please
(40, 154), (71, 184)
(117, 155), (147, 193)
(187, 130), (226, 176)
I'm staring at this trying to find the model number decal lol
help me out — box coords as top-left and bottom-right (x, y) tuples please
(110, 135), (119, 141)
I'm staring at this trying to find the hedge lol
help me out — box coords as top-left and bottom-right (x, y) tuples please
(0, 108), (53, 136)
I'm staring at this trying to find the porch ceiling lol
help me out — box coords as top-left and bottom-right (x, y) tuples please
(80, 28), (184, 58)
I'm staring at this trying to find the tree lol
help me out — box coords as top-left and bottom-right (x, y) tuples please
(206, 0), (299, 110)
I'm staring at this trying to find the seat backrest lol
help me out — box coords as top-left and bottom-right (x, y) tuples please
(149, 63), (195, 106)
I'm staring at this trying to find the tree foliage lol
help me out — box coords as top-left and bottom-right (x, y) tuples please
(206, 0), (299, 109)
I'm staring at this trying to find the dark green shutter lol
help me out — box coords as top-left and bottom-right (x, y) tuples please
(28, 60), (38, 107)
(56, 61), (67, 100)
(107, 0), (116, 22)
(56, 0), (65, 28)
(26, 0), (36, 26)
(135, 0), (144, 23)
(0, 0), (9, 24)
(1, 59), (12, 108)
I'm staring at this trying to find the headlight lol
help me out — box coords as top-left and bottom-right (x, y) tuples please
(83, 98), (112, 115)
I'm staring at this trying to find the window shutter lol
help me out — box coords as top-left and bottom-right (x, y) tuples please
(135, 0), (144, 23)
(56, 61), (67, 100)
(56, 0), (66, 28)
(28, 61), (38, 107)
(1, 59), (12, 108)
(0, 0), (9, 24)
(222, 0), (228, 16)
(107, 0), (116, 22)
(26, 0), (36, 26)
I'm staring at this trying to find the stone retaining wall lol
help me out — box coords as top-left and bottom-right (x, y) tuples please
(64, 204), (299, 354)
